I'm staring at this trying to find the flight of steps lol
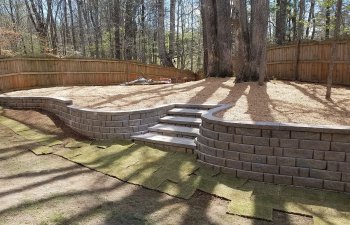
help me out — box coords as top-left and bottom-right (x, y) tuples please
(131, 105), (212, 154)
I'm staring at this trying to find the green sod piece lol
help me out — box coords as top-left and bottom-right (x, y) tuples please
(0, 118), (31, 133)
(31, 146), (54, 155)
(43, 139), (63, 147)
(91, 139), (132, 149)
(16, 129), (55, 142)
(157, 179), (197, 199)
(279, 186), (325, 205)
(313, 215), (350, 225)
(227, 197), (273, 221)
(252, 182), (281, 197)
(165, 160), (200, 183)
(196, 176), (251, 200)
(194, 166), (220, 178)
(127, 167), (161, 186)
(215, 173), (248, 189)
(321, 191), (350, 212)
(65, 139), (92, 148)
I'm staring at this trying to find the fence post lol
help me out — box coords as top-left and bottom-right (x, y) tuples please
(293, 40), (301, 81)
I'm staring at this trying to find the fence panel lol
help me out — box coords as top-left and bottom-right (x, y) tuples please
(234, 41), (350, 86)
(0, 58), (196, 92)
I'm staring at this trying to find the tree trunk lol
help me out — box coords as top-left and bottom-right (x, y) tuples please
(325, 5), (331, 39)
(275, 0), (287, 45)
(236, 0), (269, 84)
(201, 0), (232, 77)
(169, 0), (176, 59)
(140, 0), (146, 63)
(68, 0), (77, 51)
(305, 0), (315, 38)
(157, 0), (175, 67)
(76, 0), (86, 56)
(125, 0), (135, 60)
(215, 0), (232, 77)
(113, 0), (121, 59)
(292, 0), (297, 40)
(326, 0), (342, 99)
(297, 0), (305, 40)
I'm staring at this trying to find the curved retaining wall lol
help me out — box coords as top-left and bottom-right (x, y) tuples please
(0, 96), (175, 140)
(196, 105), (350, 193)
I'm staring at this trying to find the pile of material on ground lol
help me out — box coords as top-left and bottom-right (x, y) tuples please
(122, 76), (171, 86)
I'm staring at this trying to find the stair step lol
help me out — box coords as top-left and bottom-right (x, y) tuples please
(175, 104), (218, 110)
(148, 124), (199, 137)
(159, 116), (202, 127)
(168, 108), (208, 117)
(132, 132), (196, 149)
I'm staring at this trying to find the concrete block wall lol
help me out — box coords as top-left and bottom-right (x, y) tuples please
(196, 105), (350, 193)
(0, 96), (174, 140)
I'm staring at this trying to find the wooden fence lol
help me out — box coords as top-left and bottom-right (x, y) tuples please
(0, 58), (196, 92)
(234, 41), (350, 86)
(267, 41), (350, 85)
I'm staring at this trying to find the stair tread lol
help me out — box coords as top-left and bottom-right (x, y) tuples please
(168, 108), (208, 115)
(149, 124), (199, 135)
(132, 132), (196, 148)
(160, 116), (202, 124)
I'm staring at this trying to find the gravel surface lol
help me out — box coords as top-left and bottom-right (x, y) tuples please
(3, 78), (350, 126)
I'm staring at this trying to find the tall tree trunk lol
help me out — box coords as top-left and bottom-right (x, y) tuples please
(68, 0), (77, 51)
(292, 0), (297, 40)
(124, 0), (135, 60)
(325, 5), (331, 39)
(275, 0), (287, 44)
(140, 0), (146, 62)
(305, 0), (315, 38)
(326, 0), (342, 99)
(236, 0), (269, 84)
(169, 0), (176, 59)
(25, 0), (50, 53)
(113, 0), (121, 59)
(297, 0), (305, 40)
(76, 0), (86, 56)
(201, 0), (232, 77)
(216, 0), (232, 77)
(200, 0), (208, 75)
(157, 0), (175, 67)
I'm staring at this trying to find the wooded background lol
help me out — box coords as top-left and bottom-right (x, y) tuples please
(0, 0), (350, 84)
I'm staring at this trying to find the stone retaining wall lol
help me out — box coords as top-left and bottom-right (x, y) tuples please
(196, 105), (350, 193)
(0, 96), (175, 140)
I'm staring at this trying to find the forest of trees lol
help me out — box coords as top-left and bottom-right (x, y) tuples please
(0, 0), (349, 74)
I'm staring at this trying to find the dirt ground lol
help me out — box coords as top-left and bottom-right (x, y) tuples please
(0, 109), (313, 225)
(2, 78), (349, 126)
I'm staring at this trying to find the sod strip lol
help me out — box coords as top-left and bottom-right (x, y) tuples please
(1, 115), (350, 224)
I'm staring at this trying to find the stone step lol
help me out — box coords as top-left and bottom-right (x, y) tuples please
(159, 116), (202, 127)
(175, 104), (218, 110)
(132, 132), (196, 150)
(167, 108), (208, 117)
(148, 123), (199, 137)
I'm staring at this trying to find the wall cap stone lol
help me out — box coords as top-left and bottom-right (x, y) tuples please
(202, 104), (350, 135)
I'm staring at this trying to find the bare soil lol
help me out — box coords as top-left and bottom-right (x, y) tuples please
(0, 110), (313, 225)
(2, 78), (350, 126)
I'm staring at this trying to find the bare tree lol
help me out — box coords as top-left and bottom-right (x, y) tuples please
(275, 0), (287, 44)
(157, 0), (174, 67)
(236, 0), (269, 84)
(326, 0), (342, 99)
(201, 0), (232, 77)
